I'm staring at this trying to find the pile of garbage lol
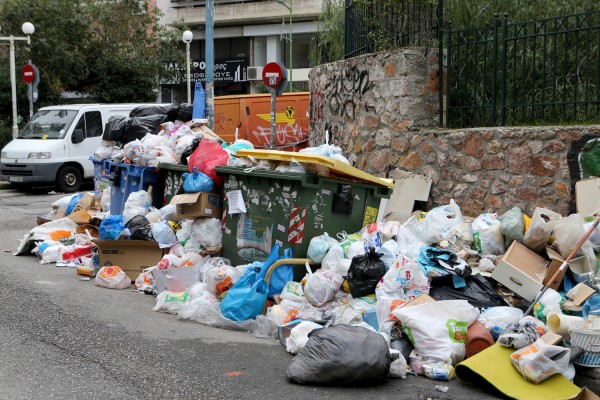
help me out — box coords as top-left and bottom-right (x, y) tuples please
(12, 103), (600, 396)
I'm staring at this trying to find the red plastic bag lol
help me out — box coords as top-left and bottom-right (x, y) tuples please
(187, 139), (229, 187)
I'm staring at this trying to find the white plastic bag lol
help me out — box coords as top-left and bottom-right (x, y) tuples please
(203, 263), (242, 296)
(151, 220), (178, 246)
(375, 255), (430, 301)
(178, 299), (257, 331)
(422, 199), (464, 243)
(477, 306), (523, 339)
(122, 190), (151, 223)
(389, 349), (407, 379)
(153, 291), (189, 314)
(523, 207), (562, 252)
(320, 242), (345, 271)
(392, 300), (479, 365)
(510, 338), (570, 383)
(329, 305), (364, 325)
(94, 141), (113, 160)
(303, 264), (344, 307)
(191, 218), (222, 248)
(94, 266), (132, 289)
(285, 321), (323, 354)
(472, 213), (505, 255)
(280, 281), (305, 302)
(379, 239), (400, 269)
(307, 233), (337, 263)
(347, 241), (366, 260)
(395, 223), (428, 261)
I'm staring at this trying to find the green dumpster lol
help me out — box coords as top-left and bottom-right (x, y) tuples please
(157, 163), (189, 204)
(215, 165), (392, 269)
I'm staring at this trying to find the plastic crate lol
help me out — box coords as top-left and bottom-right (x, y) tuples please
(90, 157), (114, 199)
(569, 321), (600, 367)
(157, 163), (189, 205)
(109, 163), (165, 215)
(216, 166), (391, 275)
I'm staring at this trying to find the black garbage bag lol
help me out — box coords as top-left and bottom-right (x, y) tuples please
(179, 137), (201, 165)
(347, 247), (386, 298)
(115, 115), (165, 143)
(287, 324), (391, 385)
(102, 115), (127, 141)
(125, 215), (153, 241)
(428, 273), (507, 309)
(176, 103), (193, 122)
(129, 104), (178, 122)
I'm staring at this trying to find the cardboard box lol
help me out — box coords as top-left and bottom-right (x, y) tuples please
(566, 282), (596, 306)
(169, 192), (223, 219)
(72, 192), (98, 213)
(491, 241), (550, 301)
(546, 246), (593, 284)
(93, 239), (163, 281)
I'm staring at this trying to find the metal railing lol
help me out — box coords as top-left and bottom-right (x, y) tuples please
(446, 10), (600, 128)
(344, 0), (440, 59)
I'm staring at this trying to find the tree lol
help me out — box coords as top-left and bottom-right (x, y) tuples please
(310, 0), (345, 65)
(0, 0), (183, 110)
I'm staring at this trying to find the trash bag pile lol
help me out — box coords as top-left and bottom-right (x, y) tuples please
(14, 117), (600, 395)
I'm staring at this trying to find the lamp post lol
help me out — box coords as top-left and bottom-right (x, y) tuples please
(1, 22), (35, 138)
(182, 30), (193, 104)
(275, 0), (292, 92)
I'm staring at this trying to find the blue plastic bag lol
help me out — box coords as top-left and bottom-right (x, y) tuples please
(220, 244), (281, 321)
(65, 193), (84, 216)
(268, 247), (293, 298)
(99, 215), (125, 240)
(182, 167), (214, 193)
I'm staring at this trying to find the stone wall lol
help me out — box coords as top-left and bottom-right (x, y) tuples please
(309, 50), (600, 217)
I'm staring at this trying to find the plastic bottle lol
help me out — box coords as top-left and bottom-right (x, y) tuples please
(422, 361), (455, 381)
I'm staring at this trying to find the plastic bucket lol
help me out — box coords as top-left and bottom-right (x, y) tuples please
(569, 320), (600, 367)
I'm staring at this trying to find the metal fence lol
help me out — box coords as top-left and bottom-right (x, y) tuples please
(447, 10), (600, 128)
(344, 0), (440, 59)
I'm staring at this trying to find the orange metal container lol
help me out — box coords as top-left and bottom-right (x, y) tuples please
(214, 92), (310, 151)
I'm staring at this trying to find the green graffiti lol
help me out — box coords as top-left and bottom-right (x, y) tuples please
(579, 139), (600, 178)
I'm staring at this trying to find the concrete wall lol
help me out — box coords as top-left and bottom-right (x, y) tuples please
(309, 49), (600, 217)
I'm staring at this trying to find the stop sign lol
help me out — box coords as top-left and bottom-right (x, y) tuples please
(262, 62), (286, 88)
(22, 64), (35, 84)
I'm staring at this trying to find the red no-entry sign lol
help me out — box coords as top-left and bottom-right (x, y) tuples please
(262, 62), (286, 88)
(22, 64), (35, 84)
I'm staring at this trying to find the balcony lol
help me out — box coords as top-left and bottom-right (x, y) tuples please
(160, 0), (322, 27)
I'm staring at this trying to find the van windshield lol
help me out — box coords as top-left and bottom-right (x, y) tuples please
(18, 109), (78, 139)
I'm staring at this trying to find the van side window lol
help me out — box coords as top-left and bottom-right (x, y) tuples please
(74, 111), (103, 139)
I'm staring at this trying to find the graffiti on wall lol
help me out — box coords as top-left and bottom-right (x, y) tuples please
(328, 68), (371, 120)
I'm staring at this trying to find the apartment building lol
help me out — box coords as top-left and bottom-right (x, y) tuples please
(155, 0), (322, 103)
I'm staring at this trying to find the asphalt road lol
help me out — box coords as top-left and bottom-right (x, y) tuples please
(0, 188), (504, 400)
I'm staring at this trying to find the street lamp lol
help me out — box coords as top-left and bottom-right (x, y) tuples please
(275, 0), (292, 92)
(182, 30), (193, 104)
(0, 22), (35, 138)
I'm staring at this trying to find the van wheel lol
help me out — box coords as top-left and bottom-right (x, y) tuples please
(56, 166), (82, 193)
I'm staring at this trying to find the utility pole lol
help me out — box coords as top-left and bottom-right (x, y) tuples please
(205, 0), (215, 130)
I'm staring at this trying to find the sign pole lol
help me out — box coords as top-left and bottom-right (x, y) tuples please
(27, 61), (33, 118)
(270, 88), (277, 149)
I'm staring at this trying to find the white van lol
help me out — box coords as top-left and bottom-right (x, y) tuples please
(0, 103), (169, 192)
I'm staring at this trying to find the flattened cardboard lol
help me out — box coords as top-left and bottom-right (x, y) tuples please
(576, 177), (600, 216)
(72, 193), (98, 213)
(540, 332), (563, 346)
(382, 171), (432, 224)
(93, 239), (163, 281)
(170, 192), (223, 219)
(403, 293), (435, 307)
(67, 209), (91, 225)
(491, 241), (550, 301)
(566, 282), (596, 306)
